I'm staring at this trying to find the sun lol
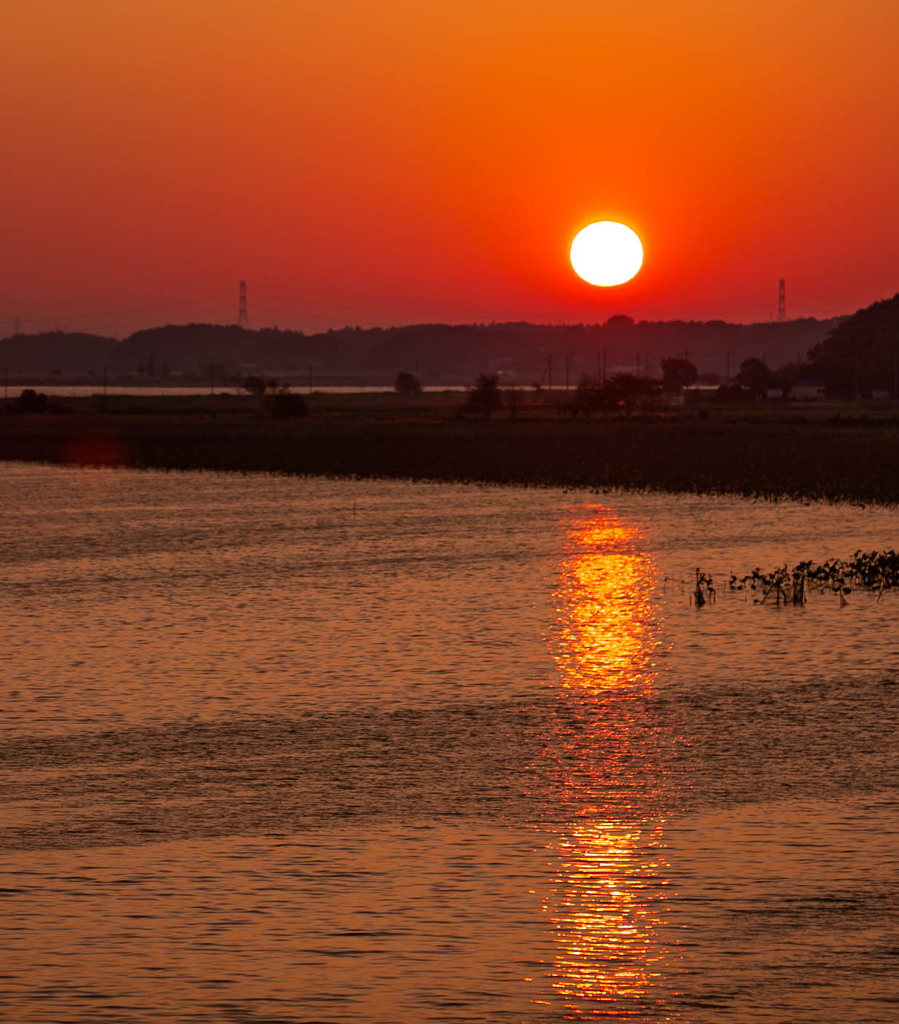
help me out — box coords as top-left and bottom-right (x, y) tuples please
(570, 221), (643, 287)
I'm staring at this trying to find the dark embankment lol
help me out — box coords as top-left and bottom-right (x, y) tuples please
(2, 409), (898, 504)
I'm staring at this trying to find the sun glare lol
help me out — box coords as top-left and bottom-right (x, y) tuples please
(570, 222), (643, 287)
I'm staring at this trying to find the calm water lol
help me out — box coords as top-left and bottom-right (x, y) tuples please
(0, 464), (896, 1023)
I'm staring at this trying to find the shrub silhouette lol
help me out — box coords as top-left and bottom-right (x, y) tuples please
(15, 389), (49, 413)
(466, 374), (503, 418)
(394, 372), (422, 394)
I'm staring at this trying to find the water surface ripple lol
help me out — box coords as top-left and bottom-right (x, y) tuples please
(0, 464), (896, 1023)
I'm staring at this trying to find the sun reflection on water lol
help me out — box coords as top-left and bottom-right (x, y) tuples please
(555, 519), (653, 694)
(544, 508), (674, 1019)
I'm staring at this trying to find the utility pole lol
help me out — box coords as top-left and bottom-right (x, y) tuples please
(777, 279), (786, 322)
(238, 280), (249, 329)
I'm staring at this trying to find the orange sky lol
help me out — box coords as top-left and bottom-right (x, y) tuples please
(2, 0), (898, 335)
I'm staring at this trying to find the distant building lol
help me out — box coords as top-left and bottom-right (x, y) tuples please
(791, 380), (826, 400)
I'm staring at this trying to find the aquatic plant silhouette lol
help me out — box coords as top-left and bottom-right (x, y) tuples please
(720, 550), (899, 607)
(691, 569), (716, 607)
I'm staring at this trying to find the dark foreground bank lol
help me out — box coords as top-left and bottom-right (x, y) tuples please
(2, 407), (898, 504)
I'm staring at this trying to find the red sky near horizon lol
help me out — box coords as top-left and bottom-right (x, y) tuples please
(2, 0), (898, 337)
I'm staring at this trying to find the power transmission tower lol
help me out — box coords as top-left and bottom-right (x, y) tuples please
(777, 278), (786, 322)
(238, 280), (249, 329)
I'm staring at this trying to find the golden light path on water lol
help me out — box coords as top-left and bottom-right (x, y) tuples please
(544, 509), (674, 1019)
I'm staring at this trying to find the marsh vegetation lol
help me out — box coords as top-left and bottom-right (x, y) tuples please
(2, 390), (899, 505)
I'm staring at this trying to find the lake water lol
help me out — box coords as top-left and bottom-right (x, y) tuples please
(0, 464), (896, 1023)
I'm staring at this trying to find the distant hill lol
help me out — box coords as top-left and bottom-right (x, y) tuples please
(353, 317), (843, 383)
(0, 315), (845, 384)
(0, 331), (117, 377)
(104, 323), (311, 378)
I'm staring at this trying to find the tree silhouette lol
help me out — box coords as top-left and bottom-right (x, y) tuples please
(807, 292), (899, 397)
(467, 374), (504, 418)
(734, 357), (775, 396)
(574, 375), (614, 413)
(242, 375), (278, 396)
(14, 388), (49, 413)
(660, 357), (698, 390)
(574, 373), (659, 415)
(394, 371), (422, 394)
(604, 373), (660, 414)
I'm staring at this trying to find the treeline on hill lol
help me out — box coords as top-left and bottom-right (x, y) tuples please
(806, 294), (899, 398)
(1, 296), (896, 393)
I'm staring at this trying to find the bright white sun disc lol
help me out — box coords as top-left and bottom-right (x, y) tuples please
(570, 221), (643, 287)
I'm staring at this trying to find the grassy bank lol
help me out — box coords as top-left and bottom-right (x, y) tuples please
(2, 398), (898, 504)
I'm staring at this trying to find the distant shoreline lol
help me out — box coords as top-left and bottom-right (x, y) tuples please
(0, 383), (472, 397)
(2, 393), (898, 506)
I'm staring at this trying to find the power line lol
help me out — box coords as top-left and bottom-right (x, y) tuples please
(10, 294), (233, 325)
(255, 292), (392, 315)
